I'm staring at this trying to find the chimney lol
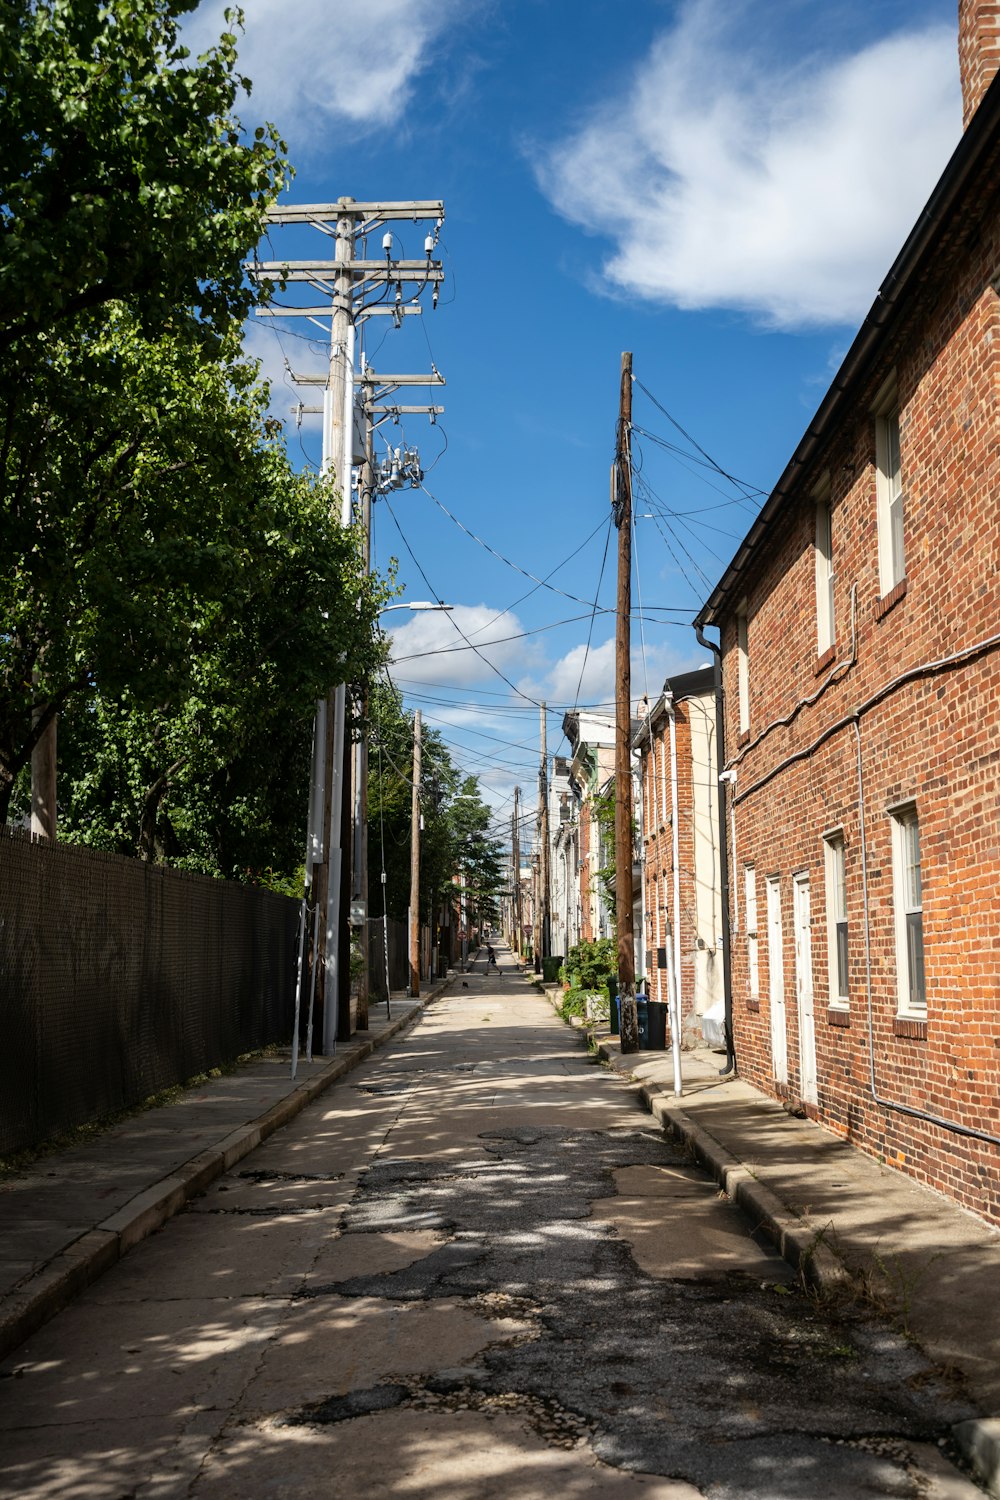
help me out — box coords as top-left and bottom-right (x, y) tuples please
(959, 0), (1000, 128)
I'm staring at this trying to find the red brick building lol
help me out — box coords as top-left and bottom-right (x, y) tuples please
(634, 670), (723, 1047)
(696, 7), (1000, 1225)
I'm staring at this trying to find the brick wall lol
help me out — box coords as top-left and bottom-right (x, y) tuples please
(716, 171), (1000, 1224)
(960, 0), (1000, 127)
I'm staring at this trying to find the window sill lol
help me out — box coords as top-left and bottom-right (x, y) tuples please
(746, 997), (760, 1012)
(814, 645), (837, 676)
(875, 577), (908, 621)
(737, 730), (751, 748)
(827, 1006), (851, 1027)
(893, 1014), (928, 1039)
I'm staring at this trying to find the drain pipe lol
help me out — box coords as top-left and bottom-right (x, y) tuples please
(695, 625), (735, 1076)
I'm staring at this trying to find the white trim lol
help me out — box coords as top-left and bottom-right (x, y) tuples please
(744, 864), (759, 1000)
(737, 606), (750, 734)
(814, 486), (835, 655)
(890, 803), (926, 1014)
(875, 403), (905, 596)
(823, 833), (849, 1008)
(766, 876), (787, 1085)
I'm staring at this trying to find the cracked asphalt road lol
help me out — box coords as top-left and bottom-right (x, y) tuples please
(0, 959), (985, 1498)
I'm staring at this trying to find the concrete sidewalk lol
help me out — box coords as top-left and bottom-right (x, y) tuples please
(0, 981), (451, 1365)
(548, 992), (1000, 1494)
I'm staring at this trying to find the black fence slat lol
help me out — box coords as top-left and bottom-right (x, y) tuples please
(0, 827), (298, 1156)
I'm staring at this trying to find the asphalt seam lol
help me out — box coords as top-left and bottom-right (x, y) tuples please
(0, 981), (449, 1363)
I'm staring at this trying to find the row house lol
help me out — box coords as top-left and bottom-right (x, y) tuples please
(695, 3), (1000, 1224)
(549, 754), (581, 960)
(633, 669), (723, 1046)
(562, 710), (616, 945)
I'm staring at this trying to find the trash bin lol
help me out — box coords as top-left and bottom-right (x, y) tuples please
(636, 994), (649, 1049)
(542, 955), (564, 984)
(615, 994), (649, 1045)
(647, 998), (667, 1050)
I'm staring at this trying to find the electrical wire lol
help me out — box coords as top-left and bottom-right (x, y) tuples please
(633, 377), (765, 507)
(381, 494), (547, 709)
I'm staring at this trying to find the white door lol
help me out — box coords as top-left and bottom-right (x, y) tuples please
(793, 872), (818, 1106)
(766, 877), (788, 1085)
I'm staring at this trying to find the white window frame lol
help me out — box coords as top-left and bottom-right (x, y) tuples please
(823, 833), (848, 1008)
(744, 864), (759, 1001)
(890, 804), (926, 1014)
(814, 482), (835, 655)
(737, 605), (749, 735)
(875, 388), (905, 596)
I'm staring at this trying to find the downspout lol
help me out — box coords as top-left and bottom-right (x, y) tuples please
(694, 625), (735, 1076)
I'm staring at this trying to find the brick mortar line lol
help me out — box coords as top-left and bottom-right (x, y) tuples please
(0, 979), (451, 1362)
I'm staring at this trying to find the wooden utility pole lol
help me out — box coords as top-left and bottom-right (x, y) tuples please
(515, 792), (524, 954)
(614, 352), (639, 1053)
(539, 703), (550, 967)
(408, 709), (422, 996)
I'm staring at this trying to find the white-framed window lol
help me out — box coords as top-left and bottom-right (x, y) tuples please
(814, 484), (835, 655)
(875, 398), (905, 596)
(823, 833), (848, 1006)
(744, 864), (759, 1000)
(737, 605), (749, 734)
(890, 805), (926, 1013)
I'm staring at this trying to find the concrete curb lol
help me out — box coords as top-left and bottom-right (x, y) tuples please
(0, 980), (449, 1362)
(546, 997), (1000, 1496)
(590, 1034), (851, 1294)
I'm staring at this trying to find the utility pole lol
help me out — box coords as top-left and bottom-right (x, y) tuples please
(252, 198), (444, 1054)
(408, 709), (422, 996)
(539, 703), (550, 967)
(30, 710), (57, 841)
(614, 352), (639, 1054)
(512, 785), (522, 958)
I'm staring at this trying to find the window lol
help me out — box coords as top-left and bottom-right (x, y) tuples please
(737, 606), (749, 734)
(823, 834), (848, 1006)
(814, 488), (835, 655)
(744, 865), (759, 1001)
(891, 807), (925, 1012)
(876, 404), (905, 595)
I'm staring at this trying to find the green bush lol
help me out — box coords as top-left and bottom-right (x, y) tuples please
(566, 938), (617, 992)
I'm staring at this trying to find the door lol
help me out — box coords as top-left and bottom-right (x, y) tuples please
(793, 872), (818, 1106)
(766, 877), (788, 1085)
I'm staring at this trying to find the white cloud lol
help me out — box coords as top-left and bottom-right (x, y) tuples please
(185, 0), (461, 146)
(387, 605), (542, 688)
(524, 636), (704, 710)
(534, 2), (960, 329)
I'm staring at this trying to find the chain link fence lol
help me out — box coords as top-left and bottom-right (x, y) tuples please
(0, 828), (298, 1156)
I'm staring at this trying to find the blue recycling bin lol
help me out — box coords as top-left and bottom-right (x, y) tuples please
(614, 994), (649, 1046)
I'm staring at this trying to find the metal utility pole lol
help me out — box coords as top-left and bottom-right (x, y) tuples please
(30, 711), (57, 840)
(408, 709), (422, 996)
(538, 704), (551, 966)
(614, 352), (639, 1054)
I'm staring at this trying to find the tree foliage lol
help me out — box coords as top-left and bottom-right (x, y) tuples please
(0, 0), (286, 351)
(0, 0), (390, 882)
(367, 683), (506, 931)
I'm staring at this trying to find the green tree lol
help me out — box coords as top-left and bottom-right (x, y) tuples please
(0, 0), (296, 826)
(0, 0), (285, 351)
(366, 683), (505, 935)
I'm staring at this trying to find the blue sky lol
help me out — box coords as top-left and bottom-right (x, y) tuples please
(188, 0), (963, 828)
